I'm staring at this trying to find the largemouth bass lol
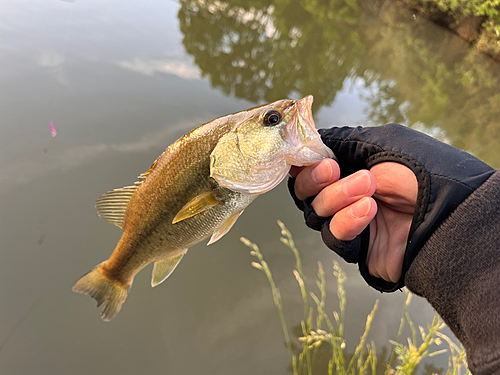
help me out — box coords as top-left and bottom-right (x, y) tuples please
(73, 95), (334, 321)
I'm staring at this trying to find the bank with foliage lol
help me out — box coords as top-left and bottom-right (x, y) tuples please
(399, 0), (500, 60)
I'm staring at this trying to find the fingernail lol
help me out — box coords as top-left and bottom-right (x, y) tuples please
(350, 198), (371, 219)
(343, 171), (371, 197)
(311, 160), (333, 184)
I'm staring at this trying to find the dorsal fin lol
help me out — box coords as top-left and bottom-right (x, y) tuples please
(95, 185), (138, 228)
(95, 157), (161, 229)
(137, 158), (159, 182)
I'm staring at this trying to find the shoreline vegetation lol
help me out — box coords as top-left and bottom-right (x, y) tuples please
(242, 221), (469, 374)
(395, 0), (500, 61)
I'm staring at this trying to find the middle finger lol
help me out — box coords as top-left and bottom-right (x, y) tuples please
(311, 170), (376, 217)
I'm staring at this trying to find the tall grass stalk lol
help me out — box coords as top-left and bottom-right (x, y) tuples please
(240, 237), (294, 362)
(385, 291), (413, 374)
(242, 221), (469, 374)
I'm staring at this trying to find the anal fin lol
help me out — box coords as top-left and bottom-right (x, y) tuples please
(172, 191), (219, 224)
(207, 211), (244, 245)
(151, 250), (187, 287)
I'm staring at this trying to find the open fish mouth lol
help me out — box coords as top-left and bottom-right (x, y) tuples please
(284, 95), (336, 166)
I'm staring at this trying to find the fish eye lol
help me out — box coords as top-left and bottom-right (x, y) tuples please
(263, 110), (282, 126)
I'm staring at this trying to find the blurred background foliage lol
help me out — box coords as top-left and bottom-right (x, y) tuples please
(178, 0), (500, 168)
(402, 0), (500, 57)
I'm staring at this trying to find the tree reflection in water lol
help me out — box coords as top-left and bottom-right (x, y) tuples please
(178, 0), (363, 110)
(178, 0), (500, 165)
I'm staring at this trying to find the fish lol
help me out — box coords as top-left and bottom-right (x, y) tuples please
(72, 95), (335, 321)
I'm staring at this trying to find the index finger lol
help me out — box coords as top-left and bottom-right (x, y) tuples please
(293, 158), (340, 201)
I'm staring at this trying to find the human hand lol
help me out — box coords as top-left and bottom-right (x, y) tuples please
(291, 160), (417, 283)
(289, 124), (494, 292)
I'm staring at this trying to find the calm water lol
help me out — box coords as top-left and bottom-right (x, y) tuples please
(1, 0), (499, 374)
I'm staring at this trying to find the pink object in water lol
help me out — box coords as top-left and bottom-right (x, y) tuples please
(50, 122), (57, 137)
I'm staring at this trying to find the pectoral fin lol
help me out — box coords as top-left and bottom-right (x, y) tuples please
(172, 191), (219, 224)
(151, 250), (187, 287)
(207, 211), (244, 245)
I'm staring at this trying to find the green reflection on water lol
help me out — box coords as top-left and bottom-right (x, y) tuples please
(178, 0), (363, 109)
(178, 0), (500, 168)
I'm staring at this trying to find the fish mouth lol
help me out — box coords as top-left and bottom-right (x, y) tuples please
(284, 95), (335, 166)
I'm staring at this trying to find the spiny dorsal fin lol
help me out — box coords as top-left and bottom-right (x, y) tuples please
(207, 210), (243, 245)
(95, 185), (138, 229)
(137, 158), (159, 182)
(151, 250), (187, 287)
(172, 191), (220, 224)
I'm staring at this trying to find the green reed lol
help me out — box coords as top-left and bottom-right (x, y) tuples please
(241, 221), (470, 375)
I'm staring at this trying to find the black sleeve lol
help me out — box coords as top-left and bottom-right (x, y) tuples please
(405, 170), (500, 375)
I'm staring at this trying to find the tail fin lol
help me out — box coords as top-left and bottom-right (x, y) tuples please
(72, 263), (130, 322)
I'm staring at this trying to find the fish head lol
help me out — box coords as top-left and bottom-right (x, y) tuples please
(210, 95), (335, 195)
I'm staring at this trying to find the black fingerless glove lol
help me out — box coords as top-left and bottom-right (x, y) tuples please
(289, 124), (495, 292)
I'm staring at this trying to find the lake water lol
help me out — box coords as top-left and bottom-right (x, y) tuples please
(1, 0), (499, 374)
